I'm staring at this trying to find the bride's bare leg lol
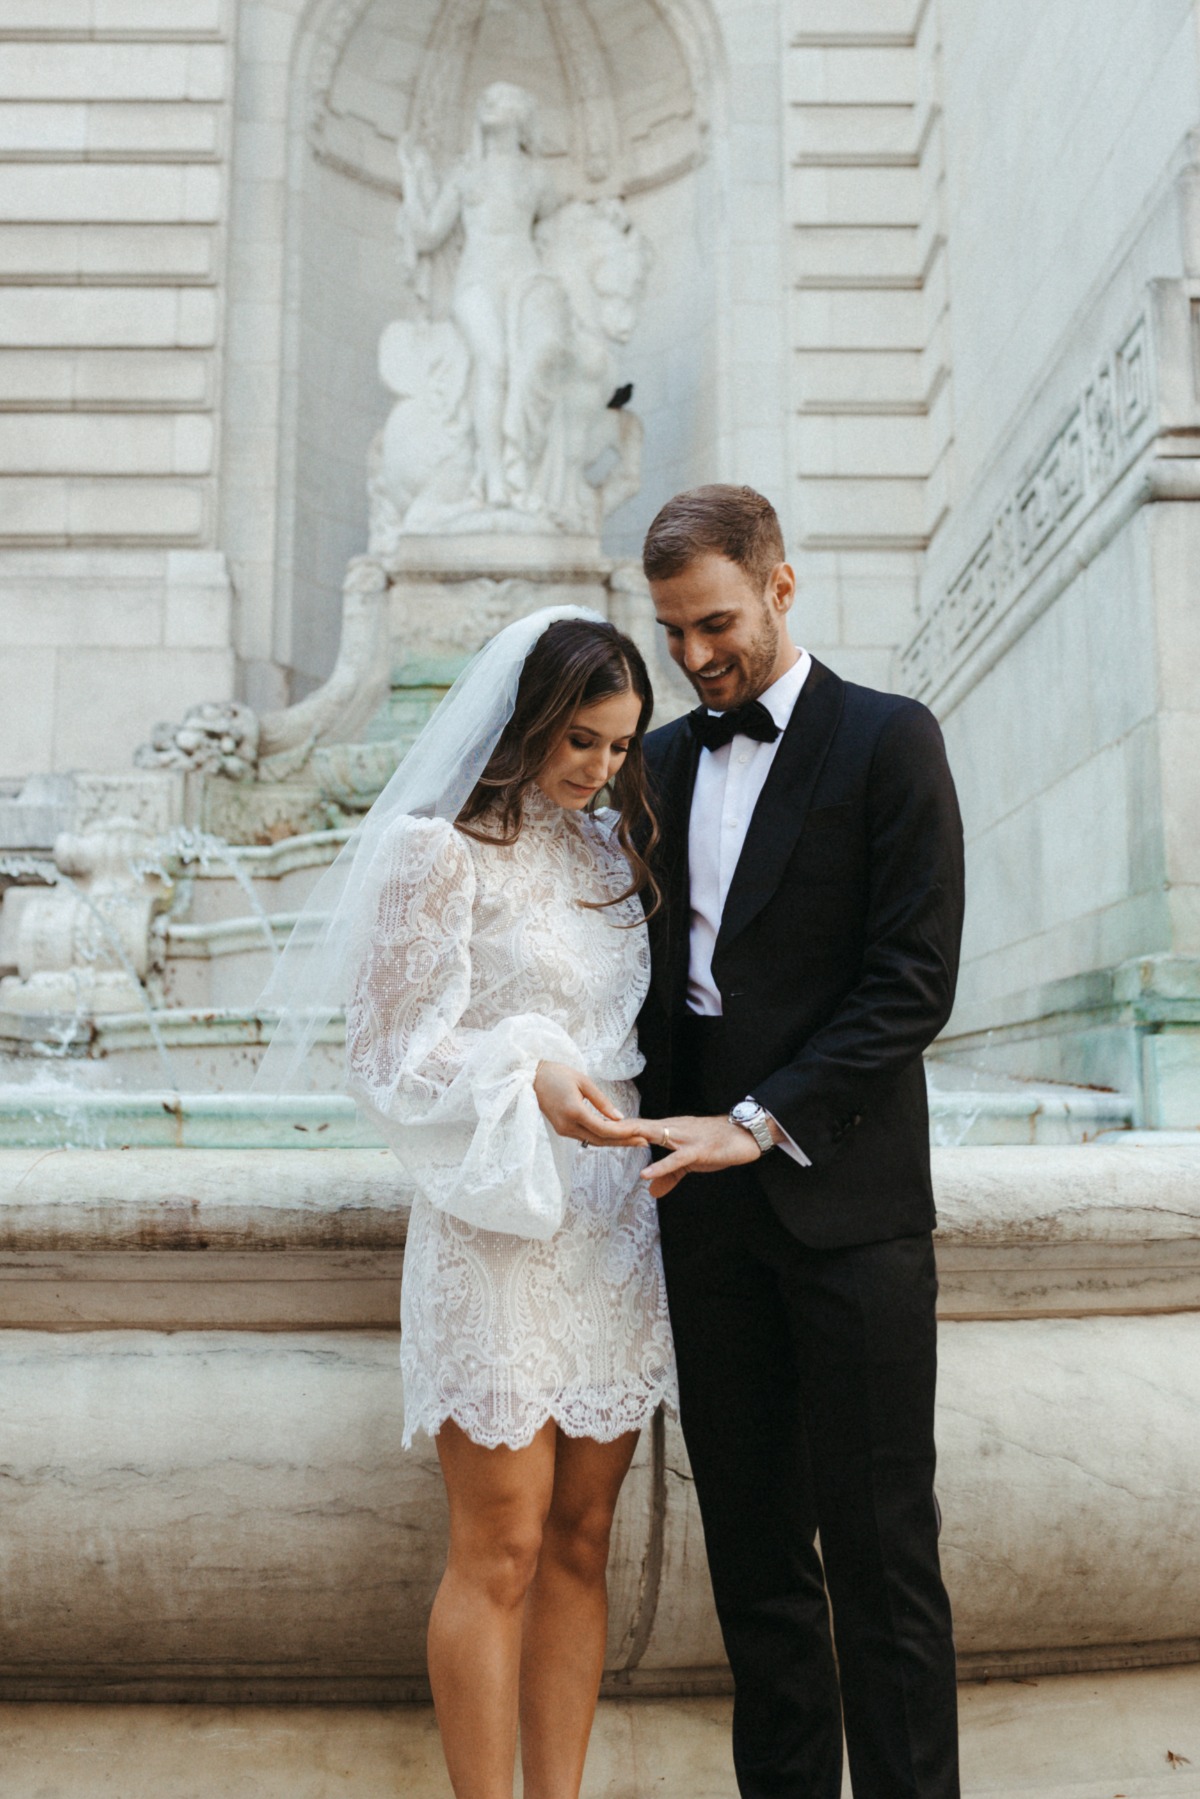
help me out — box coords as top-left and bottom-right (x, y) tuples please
(431, 1418), (557, 1799)
(519, 1429), (640, 1799)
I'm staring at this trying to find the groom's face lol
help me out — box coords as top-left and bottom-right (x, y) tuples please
(650, 552), (796, 712)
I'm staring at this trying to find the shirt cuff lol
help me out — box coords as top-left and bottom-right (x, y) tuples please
(763, 1109), (811, 1168)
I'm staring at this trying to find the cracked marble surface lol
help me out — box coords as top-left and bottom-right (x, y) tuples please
(0, 1328), (667, 1697)
(937, 1313), (1200, 1660)
(3, 1310), (1200, 1692)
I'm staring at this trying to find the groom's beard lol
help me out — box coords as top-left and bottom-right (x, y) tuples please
(684, 603), (781, 712)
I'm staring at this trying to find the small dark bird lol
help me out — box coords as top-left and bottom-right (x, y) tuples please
(607, 383), (633, 410)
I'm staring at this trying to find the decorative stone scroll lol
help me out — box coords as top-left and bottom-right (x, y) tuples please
(901, 315), (1154, 702)
(136, 703), (261, 783)
(135, 558), (392, 789)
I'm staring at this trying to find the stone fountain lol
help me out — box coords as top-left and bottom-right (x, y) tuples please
(0, 79), (682, 1101)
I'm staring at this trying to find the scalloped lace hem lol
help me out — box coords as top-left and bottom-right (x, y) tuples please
(401, 1379), (679, 1452)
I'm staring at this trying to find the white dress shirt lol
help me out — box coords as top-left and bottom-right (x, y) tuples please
(687, 649), (813, 1166)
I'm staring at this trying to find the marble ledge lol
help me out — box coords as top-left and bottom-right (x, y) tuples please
(0, 1146), (408, 1252)
(0, 1145), (1197, 1329)
(1, 1144), (1198, 1247)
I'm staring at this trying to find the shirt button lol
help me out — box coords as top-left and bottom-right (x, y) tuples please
(737, 751), (750, 764)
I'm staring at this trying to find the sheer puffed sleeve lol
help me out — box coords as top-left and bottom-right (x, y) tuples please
(345, 816), (585, 1239)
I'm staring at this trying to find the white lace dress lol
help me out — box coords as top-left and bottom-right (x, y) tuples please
(345, 787), (677, 1450)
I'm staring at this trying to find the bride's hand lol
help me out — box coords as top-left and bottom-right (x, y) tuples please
(533, 1061), (650, 1147)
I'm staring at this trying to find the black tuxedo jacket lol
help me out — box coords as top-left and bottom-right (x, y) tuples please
(637, 657), (965, 1249)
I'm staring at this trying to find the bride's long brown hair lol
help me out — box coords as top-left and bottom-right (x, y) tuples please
(457, 617), (661, 919)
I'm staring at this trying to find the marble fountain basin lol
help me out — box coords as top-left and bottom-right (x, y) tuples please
(0, 1142), (1198, 1702)
(0, 1072), (1136, 1151)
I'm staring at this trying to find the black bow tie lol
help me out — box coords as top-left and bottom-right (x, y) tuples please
(688, 699), (781, 754)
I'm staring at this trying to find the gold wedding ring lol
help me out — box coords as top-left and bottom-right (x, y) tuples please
(661, 1127), (673, 1149)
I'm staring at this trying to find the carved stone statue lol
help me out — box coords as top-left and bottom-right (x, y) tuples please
(369, 81), (651, 544)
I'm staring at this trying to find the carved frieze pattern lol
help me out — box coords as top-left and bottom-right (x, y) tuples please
(901, 316), (1155, 702)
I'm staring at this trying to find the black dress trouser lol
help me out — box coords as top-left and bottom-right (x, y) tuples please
(657, 1019), (960, 1799)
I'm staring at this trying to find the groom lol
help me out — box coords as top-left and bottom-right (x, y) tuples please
(636, 485), (964, 1798)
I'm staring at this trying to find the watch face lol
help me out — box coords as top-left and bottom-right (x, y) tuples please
(731, 1102), (759, 1124)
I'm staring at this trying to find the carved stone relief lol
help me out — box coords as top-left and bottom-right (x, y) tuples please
(0, 820), (174, 1019)
(901, 315), (1156, 703)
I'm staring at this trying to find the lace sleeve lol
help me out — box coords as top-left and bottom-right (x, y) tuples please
(344, 817), (584, 1239)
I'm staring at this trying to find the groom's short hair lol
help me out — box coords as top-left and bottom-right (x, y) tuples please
(642, 484), (786, 593)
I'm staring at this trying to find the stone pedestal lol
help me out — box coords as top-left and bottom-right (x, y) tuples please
(1121, 956), (1200, 1129)
(934, 953), (1200, 1131)
(383, 535), (614, 677)
(376, 535), (691, 755)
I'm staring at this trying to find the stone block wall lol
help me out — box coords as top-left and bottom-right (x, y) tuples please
(938, 510), (1167, 1095)
(784, 0), (952, 687)
(606, 0), (791, 564)
(939, 489), (1200, 1104)
(0, 0), (236, 776)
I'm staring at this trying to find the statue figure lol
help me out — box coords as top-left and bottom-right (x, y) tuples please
(397, 82), (558, 513)
(370, 82), (651, 544)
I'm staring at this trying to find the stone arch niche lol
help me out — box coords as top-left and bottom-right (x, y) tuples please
(276, 0), (723, 692)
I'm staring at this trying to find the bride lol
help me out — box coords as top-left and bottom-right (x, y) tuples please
(265, 607), (676, 1798)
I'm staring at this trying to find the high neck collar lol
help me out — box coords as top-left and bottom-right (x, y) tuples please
(521, 783), (581, 831)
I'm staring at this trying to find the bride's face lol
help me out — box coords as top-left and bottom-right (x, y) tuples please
(535, 688), (642, 810)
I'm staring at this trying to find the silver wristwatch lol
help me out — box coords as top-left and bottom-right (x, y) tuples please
(728, 1098), (775, 1155)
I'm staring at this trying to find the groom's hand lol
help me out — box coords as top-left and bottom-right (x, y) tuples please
(639, 1114), (762, 1199)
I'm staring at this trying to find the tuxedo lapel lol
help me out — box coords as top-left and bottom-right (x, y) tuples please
(647, 717), (700, 1014)
(715, 658), (845, 956)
